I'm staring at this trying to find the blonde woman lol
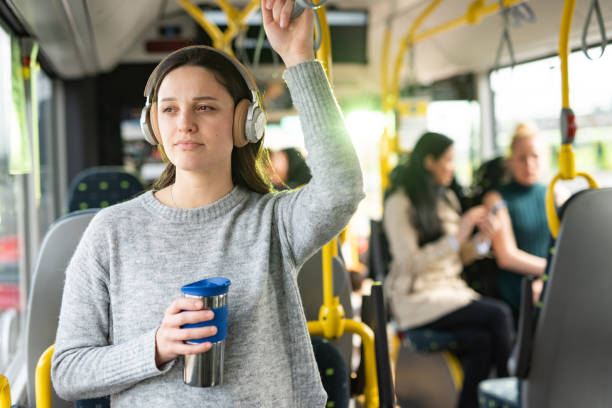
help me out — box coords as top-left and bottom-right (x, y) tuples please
(483, 124), (549, 318)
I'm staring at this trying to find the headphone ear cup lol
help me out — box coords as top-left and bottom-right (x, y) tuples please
(233, 99), (251, 148)
(140, 105), (158, 145)
(149, 102), (161, 144)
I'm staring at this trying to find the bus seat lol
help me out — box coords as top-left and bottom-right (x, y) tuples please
(360, 283), (395, 408)
(67, 167), (144, 212)
(394, 340), (459, 408)
(402, 329), (461, 354)
(479, 188), (612, 408)
(311, 338), (350, 408)
(297, 250), (354, 374)
(368, 220), (391, 283)
(25, 210), (99, 408)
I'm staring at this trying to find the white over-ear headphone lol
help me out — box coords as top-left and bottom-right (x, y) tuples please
(140, 45), (266, 148)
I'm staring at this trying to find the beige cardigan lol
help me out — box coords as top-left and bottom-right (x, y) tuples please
(383, 189), (480, 330)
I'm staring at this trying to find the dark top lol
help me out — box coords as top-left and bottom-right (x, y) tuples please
(497, 181), (550, 313)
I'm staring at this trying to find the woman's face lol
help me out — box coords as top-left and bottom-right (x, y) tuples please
(425, 145), (455, 187)
(268, 150), (289, 185)
(508, 137), (541, 186)
(156, 65), (235, 174)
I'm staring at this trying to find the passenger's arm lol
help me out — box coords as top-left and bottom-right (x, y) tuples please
(273, 61), (365, 269)
(383, 194), (458, 277)
(261, 2), (364, 270)
(52, 223), (173, 401)
(483, 191), (546, 276)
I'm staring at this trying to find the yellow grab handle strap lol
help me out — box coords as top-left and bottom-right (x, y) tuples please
(546, 172), (599, 238)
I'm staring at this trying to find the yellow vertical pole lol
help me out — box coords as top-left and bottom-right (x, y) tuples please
(315, 7), (332, 81)
(380, 25), (393, 197)
(0, 375), (11, 408)
(559, 0), (576, 110)
(35, 345), (54, 408)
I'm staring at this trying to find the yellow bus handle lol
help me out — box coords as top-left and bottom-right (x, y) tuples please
(546, 172), (599, 238)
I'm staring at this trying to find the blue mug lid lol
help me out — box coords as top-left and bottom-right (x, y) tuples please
(181, 277), (231, 297)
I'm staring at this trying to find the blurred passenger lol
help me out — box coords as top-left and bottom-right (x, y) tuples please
(470, 156), (508, 207)
(483, 124), (548, 318)
(384, 132), (513, 408)
(268, 147), (312, 190)
(460, 156), (509, 298)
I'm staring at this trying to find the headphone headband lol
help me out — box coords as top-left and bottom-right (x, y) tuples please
(143, 45), (259, 103)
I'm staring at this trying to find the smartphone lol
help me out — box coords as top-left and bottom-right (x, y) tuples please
(490, 200), (506, 215)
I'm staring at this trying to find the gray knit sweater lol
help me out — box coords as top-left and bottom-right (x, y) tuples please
(51, 60), (364, 407)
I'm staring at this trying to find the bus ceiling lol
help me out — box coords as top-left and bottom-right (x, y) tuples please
(3, 0), (612, 83)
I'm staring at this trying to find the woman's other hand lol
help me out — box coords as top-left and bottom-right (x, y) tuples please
(261, 0), (315, 67)
(477, 213), (501, 240)
(155, 298), (217, 367)
(457, 206), (486, 244)
(532, 278), (543, 304)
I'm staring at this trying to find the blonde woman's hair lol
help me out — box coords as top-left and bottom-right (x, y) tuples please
(509, 122), (538, 156)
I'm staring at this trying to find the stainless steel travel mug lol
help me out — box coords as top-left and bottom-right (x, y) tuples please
(181, 277), (230, 387)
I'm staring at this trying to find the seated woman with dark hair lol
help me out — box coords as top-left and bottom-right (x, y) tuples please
(384, 132), (513, 408)
(268, 147), (312, 190)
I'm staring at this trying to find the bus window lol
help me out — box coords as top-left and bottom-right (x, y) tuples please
(37, 68), (59, 234)
(427, 100), (481, 188)
(0, 25), (21, 372)
(491, 48), (612, 189)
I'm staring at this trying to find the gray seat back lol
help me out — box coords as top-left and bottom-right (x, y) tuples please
(298, 250), (354, 373)
(25, 209), (98, 407)
(524, 188), (612, 407)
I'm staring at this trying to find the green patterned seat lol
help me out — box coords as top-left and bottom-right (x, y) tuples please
(67, 166), (144, 212)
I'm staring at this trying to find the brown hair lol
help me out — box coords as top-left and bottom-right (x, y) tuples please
(148, 46), (272, 194)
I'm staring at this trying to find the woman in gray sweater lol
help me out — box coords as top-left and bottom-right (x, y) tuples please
(51, 1), (364, 406)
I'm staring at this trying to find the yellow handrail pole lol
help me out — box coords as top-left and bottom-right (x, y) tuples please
(36, 344), (54, 408)
(0, 375), (11, 408)
(322, 239), (337, 307)
(379, 25), (393, 196)
(412, 0), (527, 43)
(178, 0), (261, 54)
(382, 0), (442, 195)
(176, 0), (225, 50)
(308, 319), (379, 408)
(379, 128), (392, 195)
(559, 0), (575, 110)
(302, 4), (380, 405)
(546, 0), (601, 238)
(391, 0), (442, 107)
(381, 24), (392, 112)
(216, 0), (260, 52)
(238, 0), (260, 22)
(345, 320), (379, 408)
(315, 7), (332, 81)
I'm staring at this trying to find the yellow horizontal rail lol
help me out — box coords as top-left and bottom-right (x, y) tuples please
(412, 0), (528, 43)
(176, 0), (260, 54)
